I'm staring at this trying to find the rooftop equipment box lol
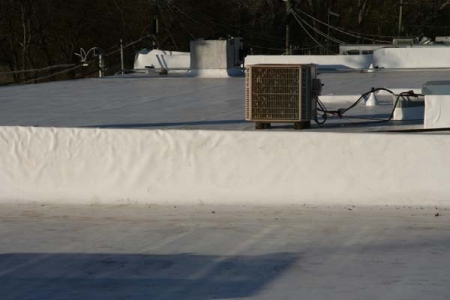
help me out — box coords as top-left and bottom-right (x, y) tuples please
(422, 81), (450, 129)
(190, 38), (243, 70)
(392, 94), (424, 121)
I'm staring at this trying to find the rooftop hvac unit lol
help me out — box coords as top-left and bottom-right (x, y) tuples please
(245, 64), (320, 129)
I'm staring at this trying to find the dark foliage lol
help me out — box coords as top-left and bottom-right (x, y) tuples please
(0, 0), (449, 83)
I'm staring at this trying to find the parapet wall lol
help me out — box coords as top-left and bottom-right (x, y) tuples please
(373, 48), (450, 68)
(133, 47), (450, 71)
(1, 126), (449, 206)
(245, 55), (373, 70)
(246, 47), (450, 69)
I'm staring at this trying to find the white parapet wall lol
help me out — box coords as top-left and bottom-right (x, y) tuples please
(245, 55), (373, 70)
(134, 49), (190, 70)
(424, 95), (450, 128)
(373, 48), (450, 68)
(133, 47), (450, 72)
(1, 126), (450, 207)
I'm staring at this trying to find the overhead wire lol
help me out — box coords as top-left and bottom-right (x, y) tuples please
(168, 2), (285, 45)
(21, 64), (84, 85)
(167, 1), (289, 51)
(291, 45), (322, 52)
(336, 29), (411, 39)
(0, 64), (77, 76)
(247, 43), (321, 52)
(105, 35), (158, 58)
(157, 0), (179, 50)
(291, 10), (334, 54)
(291, 10), (344, 44)
(7, 38), (142, 84)
(165, 0), (196, 39)
(296, 9), (392, 43)
(4, 31), (160, 85)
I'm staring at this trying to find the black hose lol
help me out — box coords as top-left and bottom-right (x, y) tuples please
(314, 87), (424, 126)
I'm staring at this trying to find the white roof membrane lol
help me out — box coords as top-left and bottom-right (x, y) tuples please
(1, 70), (450, 131)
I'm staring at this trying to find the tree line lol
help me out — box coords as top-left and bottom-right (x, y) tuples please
(1, 0), (449, 84)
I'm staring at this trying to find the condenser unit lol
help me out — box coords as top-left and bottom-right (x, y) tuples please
(245, 64), (319, 129)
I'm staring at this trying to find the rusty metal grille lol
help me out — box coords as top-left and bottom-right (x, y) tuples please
(245, 67), (252, 119)
(301, 68), (309, 120)
(246, 66), (303, 121)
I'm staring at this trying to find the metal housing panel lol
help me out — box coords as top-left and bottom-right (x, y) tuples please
(245, 64), (315, 122)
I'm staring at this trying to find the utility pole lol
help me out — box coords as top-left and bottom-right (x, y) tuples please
(327, 9), (340, 54)
(153, 0), (159, 50)
(328, 9), (330, 53)
(120, 39), (124, 75)
(284, 0), (291, 55)
(98, 53), (103, 78)
(398, 0), (403, 37)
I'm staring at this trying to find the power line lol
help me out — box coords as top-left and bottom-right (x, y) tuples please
(0, 64), (76, 76)
(247, 43), (321, 53)
(180, 12), (285, 49)
(3, 33), (158, 85)
(292, 11), (344, 44)
(165, 0), (196, 39)
(296, 9), (392, 43)
(22, 64), (84, 84)
(339, 28), (410, 39)
(168, 2), (285, 44)
(291, 11), (334, 54)
(246, 44), (285, 51)
(105, 35), (158, 57)
(157, 0), (178, 50)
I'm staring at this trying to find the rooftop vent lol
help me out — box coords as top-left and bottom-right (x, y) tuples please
(393, 38), (415, 47)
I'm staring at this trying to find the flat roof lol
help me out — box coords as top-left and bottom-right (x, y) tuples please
(1, 70), (450, 132)
(1, 203), (449, 299)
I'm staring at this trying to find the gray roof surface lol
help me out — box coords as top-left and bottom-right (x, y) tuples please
(1, 203), (449, 300)
(1, 70), (450, 131)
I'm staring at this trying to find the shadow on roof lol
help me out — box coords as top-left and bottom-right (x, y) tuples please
(0, 252), (298, 300)
(84, 119), (248, 129)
